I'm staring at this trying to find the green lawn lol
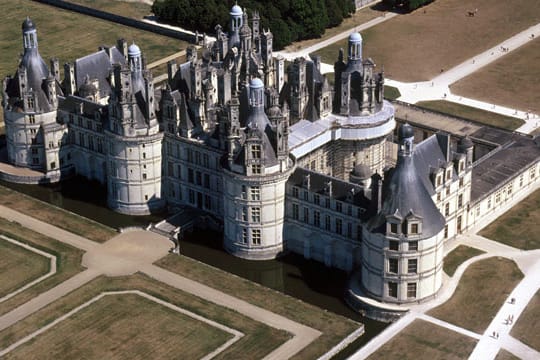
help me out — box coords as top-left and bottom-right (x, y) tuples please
(479, 188), (540, 250)
(416, 101), (524, 130)
(0, 239), (50, 298)
(5, 293), (233, 359)
(384, 85), (401, 101)
(429, 257), (523, 334)
(0, 274), (290, 359)
(0, 185), (116, 243)
(156, 254), (360, 360)
(443, 245), (485, 276)
(367, 319), (477, 360)
(0, 218), (84, 317)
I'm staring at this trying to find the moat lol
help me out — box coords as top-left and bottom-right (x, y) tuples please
(0, 176), (387, 358)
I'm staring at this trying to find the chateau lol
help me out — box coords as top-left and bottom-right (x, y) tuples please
(3, 7), (540, 319)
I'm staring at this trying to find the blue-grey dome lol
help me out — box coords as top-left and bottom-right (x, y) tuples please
(128, 43), (141, 58)
(230, 4), (243, 16)
(398, 123), (414, 141)
(250, 77), (264, 89)
(349, 32), (362, 43)
(22, 17), (35, 32)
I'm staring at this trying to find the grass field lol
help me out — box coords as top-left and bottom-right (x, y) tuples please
(384, 85), (401, 101)
(510, 290), (540, 351)
(0, 274), (290, 359)
(0, 239), (50, 298)
(366, 319), (477, 360)
(495, 349), (521, 360)
(443, 245), (485, 276)
(0, 218), (84, 317)
(315, 0), (540, 82)
(0, 185), (116, 243)
(156, 254), (360, 359)
(479, 188), (540, 250)
(5, 293), (233, 359)
(451, 39), (540, 115)
(415, 101), (524, 130)
(428, 257), (523, 334)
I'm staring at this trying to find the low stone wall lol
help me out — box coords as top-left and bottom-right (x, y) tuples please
(34, 0), (197, 43)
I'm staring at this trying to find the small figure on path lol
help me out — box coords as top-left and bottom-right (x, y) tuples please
(510, 298), (515, 304)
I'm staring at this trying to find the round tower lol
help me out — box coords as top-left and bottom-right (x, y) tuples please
(3, 17), (64, 181)
(222, 78), (295, 260)
(355, 124), (445, 314)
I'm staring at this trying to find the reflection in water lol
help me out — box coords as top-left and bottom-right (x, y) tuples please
(0, 177), (387, 356)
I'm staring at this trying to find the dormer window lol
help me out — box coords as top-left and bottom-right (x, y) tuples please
(445, 168), (452, 182)
(459, 160), (465, 172)
(436, 173), (442, 187)
(410, 223), (419, 234)
(251, 144), (261, 159)
(390, 223), (398, 233)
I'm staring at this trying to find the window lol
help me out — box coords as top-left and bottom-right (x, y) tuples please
(335, 218), (342, 235)
(487, 198), (492, 209)
(292, 187), (299, 198)
(252, 207), (261, 223)
(188, 189), (195, 204)
(436, 174), (442, 187)
(507, 184), (513, 195)
(313, 194), (320, 205)
(459, 161), (465, 172)
(446, 187), (450, 196)
(31, 148), (38, 155)
(242, 228), (248, 243)
(241, 185), (247, 199)
(32, 157), (39, 165)
(48, 141), (54, 148)
(446, 169), (451, 181)
(445, 203), (450, 216)
(144, 194), (149, 201)
(444, 225), (449, 239)
(188, 168), (194, 183)
(530, 167), (536, 179)
(313, 211), (320, 227)
(388, 258), (398, 273)
(519, 174), (524, 187)
(325, 198), (330, 209)
(325, 215), (331, 231)
(388, 282), (398, 298)
(458, 194), (463, 208)
(389, 240), (399, 251)
(251, 186), (260, 201)
(336, 202), (342, 213)
(142, 173), (147, 180)
(357, 225), (363, 241)
(459, 178), (464, 187)
(495, 192), (501, 203)
(410, 223), (419, 234)
(303, 207), (309, 223)
(390, 223), (398, 233)
(252, 229), (261, 245)
(408, 259), (418, 274)
(252, 164), (261, 174)
(409, 241), (418, 251)
(196, 171), (202, 186)
(142, 152), (146, 159)
(251, 144), (261, 159)
(241, 207), (247, 221)
(50, 161), (56, 169)
(292, 204), (299, 220)
(407, 283), (417, 298)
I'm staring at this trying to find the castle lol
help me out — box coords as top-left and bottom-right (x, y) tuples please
(3, 7), (540, 319)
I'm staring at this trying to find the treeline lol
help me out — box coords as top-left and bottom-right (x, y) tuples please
(151, 0), (355, 49)
(382, 0), (434, 11)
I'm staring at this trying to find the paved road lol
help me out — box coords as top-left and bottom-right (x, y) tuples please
(0, 207), (322, 359)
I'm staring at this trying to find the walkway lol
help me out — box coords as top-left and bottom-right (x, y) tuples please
(0, 206), (321, 359)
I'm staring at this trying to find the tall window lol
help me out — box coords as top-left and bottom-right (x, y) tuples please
(241, 207), (247, 221)
(336, 202), (342, 213)
(389, 258), (398, 273)
(325, 215), (331, 231)
(390, 223), (398, 233)
(252, 229), (261, 245)
(407, 283), (417, 298)
(445, 203), (450, 216)
(458, 194), (463, 208)
(408, 259), (418, 274)
(388, 282), (398, 298)
(410, 223), (419, 234)
(292, 204), (299, 220)
(313, 211), (320, 227)
(335, 218), (342, 235)
(409, 241), (418, 251)
(251, 144), (261, 159)
(303, 207), (309, 223)
(242, 228), (248, 243)
(252, 164), (261, 174)
(251, 186), (260, 200)
(251, 207), (261, 223)
(292, 187), (299, 198)
(389, 240), (399, 251)
(313, 194), (320, 205)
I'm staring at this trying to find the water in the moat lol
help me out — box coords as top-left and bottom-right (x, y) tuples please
(0, 177), (387, 358)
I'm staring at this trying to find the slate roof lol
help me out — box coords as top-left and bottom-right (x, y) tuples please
(74, 48), (125, 98)
(471, 135), (540, 202)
